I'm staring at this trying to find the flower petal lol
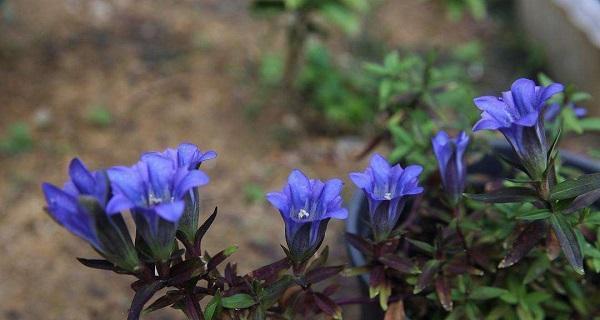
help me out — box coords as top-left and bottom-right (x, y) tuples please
(141, 154), (175, 199)
(155, 201), (185, 222)
(288, 169), (311, 209)
(106, 194), (135, 214)
(69, 158), (95, 195)
(538, 83), (564, 103)
(174, 169), (209, 199)
(510, 78), (536, 115)
(266, 192), (289, 213)
(107, 166), (144, 204)
(349, 172), (372, 190)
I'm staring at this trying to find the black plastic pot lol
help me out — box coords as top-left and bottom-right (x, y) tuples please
(345, 142), (600, 320)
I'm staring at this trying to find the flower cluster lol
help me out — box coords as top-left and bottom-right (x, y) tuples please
(43, 143), (216, 267)
(40, 76), (600, 320)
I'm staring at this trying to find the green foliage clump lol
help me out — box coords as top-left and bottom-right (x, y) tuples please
(297, 42), (375, 129)
(365, 44), (482, 173)
(0, 122), (33, 155)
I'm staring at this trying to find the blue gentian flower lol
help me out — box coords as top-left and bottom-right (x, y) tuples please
(42, 158), (140, 271)
(544, 102), (587, 122)
(473, 78), (563, 178)
(432, 131), (469, 204)
(107, 152), (210, 261)
(349, 154), (423, 241)
(162, 142), (217, 170)
(267, 170), (348, 263)
(152, 143), (217, 241)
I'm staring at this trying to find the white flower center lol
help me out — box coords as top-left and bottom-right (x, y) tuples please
(297, 209), (310, 219)
(384, 192), (392, 200)
(148, 194), (162, 205)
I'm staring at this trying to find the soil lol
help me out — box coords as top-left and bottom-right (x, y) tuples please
(0, 1), (593, 319)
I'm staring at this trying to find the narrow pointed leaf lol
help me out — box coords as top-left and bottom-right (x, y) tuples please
(204, 292), (222, 320)
(549, 173), (600, 201)
(127, 280), (167, 320)
(549, 214), (584, 274)
(252, 257), (290, 281)
(465, 187), (539, 203)
(207, 245), (238, 271)
(195, 207), (218, 252)
(435, 276), (453, 311)
(384, 300), (406, 320)
(379, 254), (418, 273)
(498, 220), (547, 269)
(516, 209), (551, 221)
(407, 238), (434, 254)
(144, 292), (184, 314)
(222, 293), (257, 309)
(468, 286), (508, 300)
(563, 189), (600, 213)
(346, 232), (373, 255)
(305, 265), (344, 284)
(414, 260), (440, 294)
(313, 292), (342, 320)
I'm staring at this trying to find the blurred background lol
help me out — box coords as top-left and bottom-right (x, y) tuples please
(0, 0), (598, 319)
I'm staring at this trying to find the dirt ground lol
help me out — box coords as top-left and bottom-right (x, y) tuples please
(0, 1), (584, 319)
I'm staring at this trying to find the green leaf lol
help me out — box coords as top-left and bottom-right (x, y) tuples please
(570, 92), (591, 103)
(562, 107), (583, 134)
(549, 173), (600, 201)
(579, 118), (600, 131)
(464, 187), (539, 203)
(204, 292), (222, 320)
(222, 293), (257, 309)
(549, 214), (584, 274)
(407, 238), (435, 254)
(469, 287), (508, 300)
(516, 209), (551, 221)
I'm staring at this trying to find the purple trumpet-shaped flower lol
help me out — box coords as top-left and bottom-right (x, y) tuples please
(42, 158), (140, 271)
(350, 154), (424, 241)
(432, 131), (470, 204)
(267, 170), (348, 264)
(107, 151), (210, 261)
(473, 78), (564, 178)
(154, 143), (217, 241)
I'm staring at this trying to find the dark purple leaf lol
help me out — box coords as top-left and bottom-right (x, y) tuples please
(168, 257), (205, 285)
(378, 254), (417, 274)
(207, 245), (238, 271)
(76, 258), (115, 271)
(369, 265), (386, 289)
(260, 275), (294, 308)
(498, 220), (547, 269)
(384, 300), (406, 320)
(305, 265), (344, 284)
(346, 232), (373, 256)
(127, 280), (167, 320)
(144, 291), (184, 313)
(307, 246), (329, 272)
(251, 258), (291, 281)
(414, 260), (440, 294)
(195, 207), (218, 253)
(313, 292), (342, 320)
(435, 276), (452, 311)
(564, 189), (600, 213)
